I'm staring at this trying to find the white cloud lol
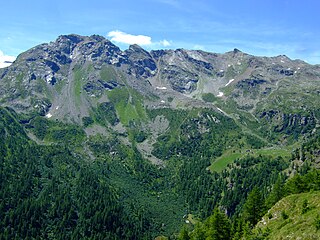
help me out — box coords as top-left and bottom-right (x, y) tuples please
(0, 50), (16, 68)
(159, 39), (171, 47)
(107, 30), (152, 46)
(107, 30), (171, 48)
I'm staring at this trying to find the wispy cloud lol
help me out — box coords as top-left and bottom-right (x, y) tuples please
(0, 50), (16, 68)
(107, 30), (171, 48)
(159, 39), (171, 47)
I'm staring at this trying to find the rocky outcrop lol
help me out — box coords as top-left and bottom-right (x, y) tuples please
(150, 49), (215, 93)
(74, 37), (126, 66)
(260, 110), (316, 135)
(236, 79), (267, 89)
(83, 80), (124, 94)
(125, 44), (157, 78)
(162, 67), (199, 93)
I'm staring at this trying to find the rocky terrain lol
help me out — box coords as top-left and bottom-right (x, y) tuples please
(0, 34), (319, 142)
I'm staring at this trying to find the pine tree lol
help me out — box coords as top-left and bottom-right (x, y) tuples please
(266, 176), (284, 208)
(243, 187), (265, 227)
(213, 208), (231, 239)
(203, 208), (231, 240)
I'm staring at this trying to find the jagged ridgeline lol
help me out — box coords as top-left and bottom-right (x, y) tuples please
(0, 34), (319, 239)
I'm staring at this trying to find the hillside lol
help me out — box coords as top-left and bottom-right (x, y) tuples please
(0, 34), (319, 239)
(255, 191), (320, 239)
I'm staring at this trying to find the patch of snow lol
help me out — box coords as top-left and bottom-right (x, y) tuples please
(156, 86), (167, 90)
(298, 67), (301, 70)
(225, 79), (234, 87)
(46, 74), (53, 84)
(45, 113), (52, 118)
(272, 62), (275, 65)
(160, 100), (165, 103)
(280, 60), (285, 63)
(237, 62), (241, 65)
(217, 107), (227, 115)
(294, 71), (297, 74)
(219, 69), (224, 72)
(34, 104), (38, 108)
(228, 64), (231, 67)
(217, 92), (224, 97)
(111, 57), (119, 65)
(55, 106), (59, 110)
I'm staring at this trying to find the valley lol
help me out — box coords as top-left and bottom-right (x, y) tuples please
(0, 34), (319, 239)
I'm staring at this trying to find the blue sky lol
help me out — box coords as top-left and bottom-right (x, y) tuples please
(0, 0), (319, 64)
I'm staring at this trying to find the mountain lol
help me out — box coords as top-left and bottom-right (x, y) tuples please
(0, 34), (320, 239)
(0, 34), (319, 141)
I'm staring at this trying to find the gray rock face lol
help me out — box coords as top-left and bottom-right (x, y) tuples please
(125, 44), (157, 78)
(0, 34), (127, 114)
(150, 49), (214, 93)
(55, 34), (85, 54)
(260, 110), (316, 134)
(162, 67), (199, 93)
(73, 37), (125, 66)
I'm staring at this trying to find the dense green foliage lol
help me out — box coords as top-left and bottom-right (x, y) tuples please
(26, 116), (85, 144)
(178, 208), (231, 240)
(176, 134), (320, 239)
(0, 108), (152, 239)
(149, 108), (241, 160)
(242, 187), (265, 227)
(1, 102), (319, 239)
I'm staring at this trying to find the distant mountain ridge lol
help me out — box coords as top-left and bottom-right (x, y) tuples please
(0, 34), (319, 140)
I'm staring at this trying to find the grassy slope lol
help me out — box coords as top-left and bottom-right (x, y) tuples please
(255, 191), (320, 239)
(107, 87), (147, 125)
(209, 147), (291, 173)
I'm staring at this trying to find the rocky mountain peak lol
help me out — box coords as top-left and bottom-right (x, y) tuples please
(127, 44), (146, 52)
(125, 44), (157, 78)
(54, 34), (85, 54)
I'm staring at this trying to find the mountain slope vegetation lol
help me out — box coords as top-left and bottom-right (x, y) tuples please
(0, 34), (319, 239)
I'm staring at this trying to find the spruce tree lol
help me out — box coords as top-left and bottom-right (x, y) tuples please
(243, 187), (265, 227)
(204, 208), (231, 240)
